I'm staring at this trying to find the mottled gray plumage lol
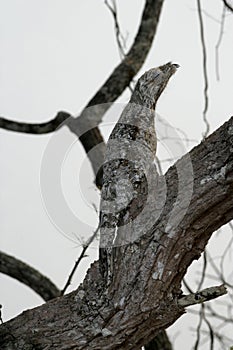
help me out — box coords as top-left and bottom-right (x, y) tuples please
(99, 62), (179, 284)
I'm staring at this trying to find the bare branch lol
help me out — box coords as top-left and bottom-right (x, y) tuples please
(0, 0), (164, 190)
(206, 251), (233, 289)
(190, 303), (232, 349)
(0, 251), (60, 301)
(69, 0), (165, 186)
(197, 250), (207, 291)
(189, 305), (233, 323)
(105, 0), (127, 59)
(80, 0), (164, 111)
(178, 285), (227, 307)
(104, 0), (135, 94)
(222, 0), (233, 12)
(0, 111), (71, 134)
(61, 226), (99, 295)
(194, 304), (204, 350)
(183, 278), (194, 294)
(202, 308), (214, 350)
(196, 0), (210, 137)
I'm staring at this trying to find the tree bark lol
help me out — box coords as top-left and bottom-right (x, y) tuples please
(0, 115), (232, 350)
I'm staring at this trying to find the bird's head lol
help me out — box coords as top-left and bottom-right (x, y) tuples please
(131, 62), (179, 109)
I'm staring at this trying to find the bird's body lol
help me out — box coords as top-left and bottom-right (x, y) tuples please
(99, 62), (178, 284)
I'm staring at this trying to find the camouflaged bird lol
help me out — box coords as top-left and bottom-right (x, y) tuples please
(99, 62), (179, 284)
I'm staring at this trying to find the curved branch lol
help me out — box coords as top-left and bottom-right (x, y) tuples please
(0, 111), (71, 134)
(222, 0), (233, 12)
(0, 251), (60, 301)
(0, 0), (164, 188)
(83, 0), (164, 110)
(0, 115), (232, 350)
(59, 0), (165, 188)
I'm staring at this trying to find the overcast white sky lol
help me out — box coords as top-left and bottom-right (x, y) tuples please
(1, 1), (233, 349)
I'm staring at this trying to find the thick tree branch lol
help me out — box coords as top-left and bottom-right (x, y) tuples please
(72, 0), (164, 121)
(0, 115), (232, 350)
(0, 251), (60, 302)
(0, 0), (164, 188)
(62, 0), (165, 188)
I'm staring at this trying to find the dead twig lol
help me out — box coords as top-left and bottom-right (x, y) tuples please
(61, 226), (99, 295)
(196, 0), (210, 138)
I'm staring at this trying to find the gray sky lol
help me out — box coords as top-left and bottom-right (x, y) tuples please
(1, 1), (233, 349)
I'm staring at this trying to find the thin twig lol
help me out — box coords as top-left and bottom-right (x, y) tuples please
(202, 9), (222, 23)
(104, 0), (135, 93)
(189, 305), (233, 323)
(197, 250), (207, 291)
(202, 311), (214, 350)
(105, 0), (127, 59)
(194, 304), (204, 350)
(196, 0), (210, 138)
(207, 251), (233, 289)
(61, 226), (99, 295)
(220, 228), (233, 277)
(183, 278), (194, 294)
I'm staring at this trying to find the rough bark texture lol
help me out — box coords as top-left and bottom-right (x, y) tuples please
(99, 63), (178, 285)
(0, 115), (232, 350)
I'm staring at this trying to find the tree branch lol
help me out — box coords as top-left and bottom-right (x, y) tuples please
(196, 0), (210, 137)
(62, 0), (165, 188)
(77, 0), (164, 114)
(105, 0), (127, 59)
(0, 251), (60, 302)
(0, 111), (71, 134)
(0, 115), (232, 349)
(178, 285), (227, 307)
(222, 0), (233, 12)
(0, 0), (164, 188)
(61, 226), (99, 295)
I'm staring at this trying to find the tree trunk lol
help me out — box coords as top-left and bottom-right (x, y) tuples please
(0, 116), (232, 350)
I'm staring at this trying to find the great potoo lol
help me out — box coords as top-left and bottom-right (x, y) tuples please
(99, 62), (179, 284)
